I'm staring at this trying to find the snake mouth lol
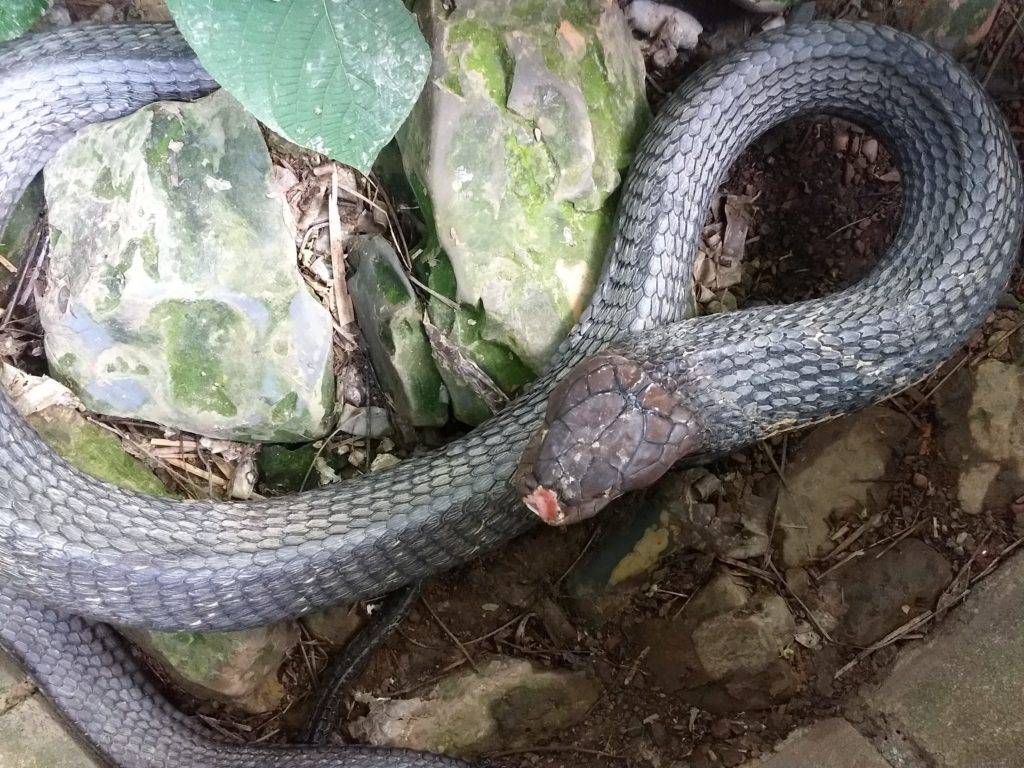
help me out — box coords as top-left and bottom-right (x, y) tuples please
(521, 483), (615, 526)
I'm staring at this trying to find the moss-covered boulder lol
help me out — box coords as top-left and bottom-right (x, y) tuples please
(39, 90), (335, 443)
(399, 0), (650, 380)
(124, 623), (299, 714)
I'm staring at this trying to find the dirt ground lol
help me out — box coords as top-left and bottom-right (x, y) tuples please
(10, 1), (1024, 766)
(322, 3), (1024, 767)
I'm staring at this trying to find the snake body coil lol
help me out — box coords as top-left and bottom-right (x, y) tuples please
(0, 20), (1020, 768)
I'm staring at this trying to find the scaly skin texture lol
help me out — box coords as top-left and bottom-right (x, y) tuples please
(0, 19), (1020, 768)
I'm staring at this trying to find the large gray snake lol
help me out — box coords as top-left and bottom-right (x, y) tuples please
(0, 18), (1020, 768)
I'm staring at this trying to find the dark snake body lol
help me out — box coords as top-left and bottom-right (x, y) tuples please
(0, 19), (1020, 768)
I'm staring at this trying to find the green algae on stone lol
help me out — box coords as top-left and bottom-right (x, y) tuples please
(0, 174), (43, 262)
(149, 299), (243, 419)
(39, 90), (335, 442)
(258, 443), (319, 493)
(27, 405), (172, 498)
(125, 622), (299, 714)
(348, 235), (450, 427)
(416, 246), (534, 425)
(399, 0), (650, 373)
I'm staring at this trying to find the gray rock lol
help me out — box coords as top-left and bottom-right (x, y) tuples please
(347, 235), (449, 427)
(124, 623), (299, 714)
(691, 593), (796, 681)
(399, 0), (651, 374)
(40, 90), (335, 443)
(936, 359), (1024, 515)
(350, 656), (601, 757)
(638, 570), (798, 712)
(772, 406), (913, 567)
(826, 539), (951, 647)
(742, 718), (890, 768)
(865, 551), (1024, 767)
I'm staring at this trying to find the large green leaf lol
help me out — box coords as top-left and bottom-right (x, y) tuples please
(165, 0), (430, 172)
(0, 0), (47, 42)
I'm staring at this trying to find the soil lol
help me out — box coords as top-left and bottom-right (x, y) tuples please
(321, 3), (1024, 767)
(9, 1), (1024, 767)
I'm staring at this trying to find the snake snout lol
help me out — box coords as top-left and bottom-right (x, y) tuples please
(515, 351), (704, 526)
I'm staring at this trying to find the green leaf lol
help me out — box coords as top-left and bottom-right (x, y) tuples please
(0, 0), (48, 42)
(165, 0), (431, 172)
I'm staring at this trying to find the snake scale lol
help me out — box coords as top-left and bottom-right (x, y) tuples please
(0, 17), (1020, 768)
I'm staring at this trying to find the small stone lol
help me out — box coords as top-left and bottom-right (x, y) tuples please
(832, 130), (850, 154)
(935, 359), (1024, 514)
(335, 402), (393, 438)
(771, 406), (912, 567)
(537, 598), (577, 644)
(40, 3), (72, 27)
(912, 472), (929, 489)
(825, 539), (950, 646)
(861, 138), (878, 163)
(91, 3), (117, 21)
(691, 595), (796, 681)
(637, 571), (797, 712)
(626, 0), (703, 52)
(350, 657), (601, 757)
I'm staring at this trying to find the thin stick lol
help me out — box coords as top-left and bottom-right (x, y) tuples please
(485, 746), (627, 760)
(421, 598), (480, 674)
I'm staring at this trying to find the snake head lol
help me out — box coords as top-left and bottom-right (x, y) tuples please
(515, 351), (703, 526)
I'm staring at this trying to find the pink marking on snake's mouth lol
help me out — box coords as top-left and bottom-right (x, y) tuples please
(522, 485), (564, 525)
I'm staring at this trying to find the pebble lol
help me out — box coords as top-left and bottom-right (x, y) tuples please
(862, 137), (879, 163)
(92, 3), (117, 21)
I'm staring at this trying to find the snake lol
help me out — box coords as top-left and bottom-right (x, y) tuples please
(0, 15), (1020, 768)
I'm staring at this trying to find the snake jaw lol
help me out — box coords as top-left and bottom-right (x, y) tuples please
(522, 485), (564, 524)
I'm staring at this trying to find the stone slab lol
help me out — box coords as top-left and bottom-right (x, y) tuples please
(865, 551), (1024, 768)
(743, 718), (890, 768)
(0, 651), (99, 768)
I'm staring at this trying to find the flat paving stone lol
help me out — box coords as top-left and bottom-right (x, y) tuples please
(866, 551), (1024, 768)
(742, 718), (890, 767)
(0, 651), (99, 768)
